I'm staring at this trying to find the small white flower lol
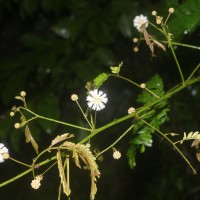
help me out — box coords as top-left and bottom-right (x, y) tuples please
(133, 14), (148, 32)
(128, 107), (136, 114)
(31, 179), (41, 189)
(0, 143), (9, 163)
(31, 175), (43, 190)
(113, 150), (121, 160)
(86, 89), (108, 111)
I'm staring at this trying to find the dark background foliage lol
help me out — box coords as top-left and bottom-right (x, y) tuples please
(0, 0), (200, 199)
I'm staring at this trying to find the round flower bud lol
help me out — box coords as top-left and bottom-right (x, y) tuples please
(71, 94), (78, 101)
(128, 107), (136, 114)
(152, 11), (157, 16)
(133, 47), (139, 52)
(132, 37), (138, 43)
(20, 91), (26, 97)
(140, 83), (146, 88)
(14, 123), (20, 129)
(10, 112), (15, 117)
(169, 8), (174, 13)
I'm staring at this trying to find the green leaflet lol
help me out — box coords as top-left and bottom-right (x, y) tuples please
(127, 74), (169, 169)
(110, 62), (123, 75)
(93, 73), (108, 89)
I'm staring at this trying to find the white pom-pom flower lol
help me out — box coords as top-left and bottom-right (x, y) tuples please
(86, 89), (108, 111)
(113, 150), (121, 160)
(133, 14), (148, 32)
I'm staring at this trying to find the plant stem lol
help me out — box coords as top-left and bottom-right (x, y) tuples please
(141, 119), (197, 174)
(162, 41), (200, 50)
(9, 156), (31, 167)
(169, 43), (185, 84)
(187, 62), (200, 80)
(110, 74), (160, 98)
(96, 124), (134, 158)
(149, 22), (165, 34)
(0, 156), (57, 187)
(75, 100), (93, 128)
(21, 107), (91, 132)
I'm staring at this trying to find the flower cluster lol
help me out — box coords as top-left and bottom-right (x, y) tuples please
(0, 143), (9, 163)
(152, 7), (175, 25)
(31, 175), (43, 190)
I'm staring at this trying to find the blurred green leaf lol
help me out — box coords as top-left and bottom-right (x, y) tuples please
(19, 0), (39, 18)
(91, 47), (116, 66)
(168, 0), (200, 41)
(118, 14), (133, 38)
(19, 34), (49, 50)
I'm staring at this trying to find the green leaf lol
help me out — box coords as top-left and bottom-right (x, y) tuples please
(168, 0), (200, 41)
(93, 73), (108, 89)
(127, 75), (169, 169)
(127, 145), (136, 169)
(137, 74), (164, 104)
(110, 62), (123, 74)
(140, 144), (145, 153)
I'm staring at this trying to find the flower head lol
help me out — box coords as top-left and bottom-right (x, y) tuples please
(156, 16), (163, 25)
(31, 175), (43, 190)
(71, 94), (78, 101)
(0, 143), (9, 163)
(86, 89), (108, 111)
(14, 123), (21, 129)
(133, 15), (148, 32)
(113, 150), (121, 160)
(128, 107), (136, 114)
(169, 7), (175, 14)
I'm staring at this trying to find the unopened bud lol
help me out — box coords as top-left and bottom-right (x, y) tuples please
(10, 112), (15, 117)
(140, 83), (146, 88)
(169, 8), (174, 13)
(152, 11), (157, 16)
(14, 123), (20, 129)
(20, 91), (26, 97)
(71, 94), (78, 101)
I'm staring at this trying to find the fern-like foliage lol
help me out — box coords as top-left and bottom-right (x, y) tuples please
(127, 75), (169, 169)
